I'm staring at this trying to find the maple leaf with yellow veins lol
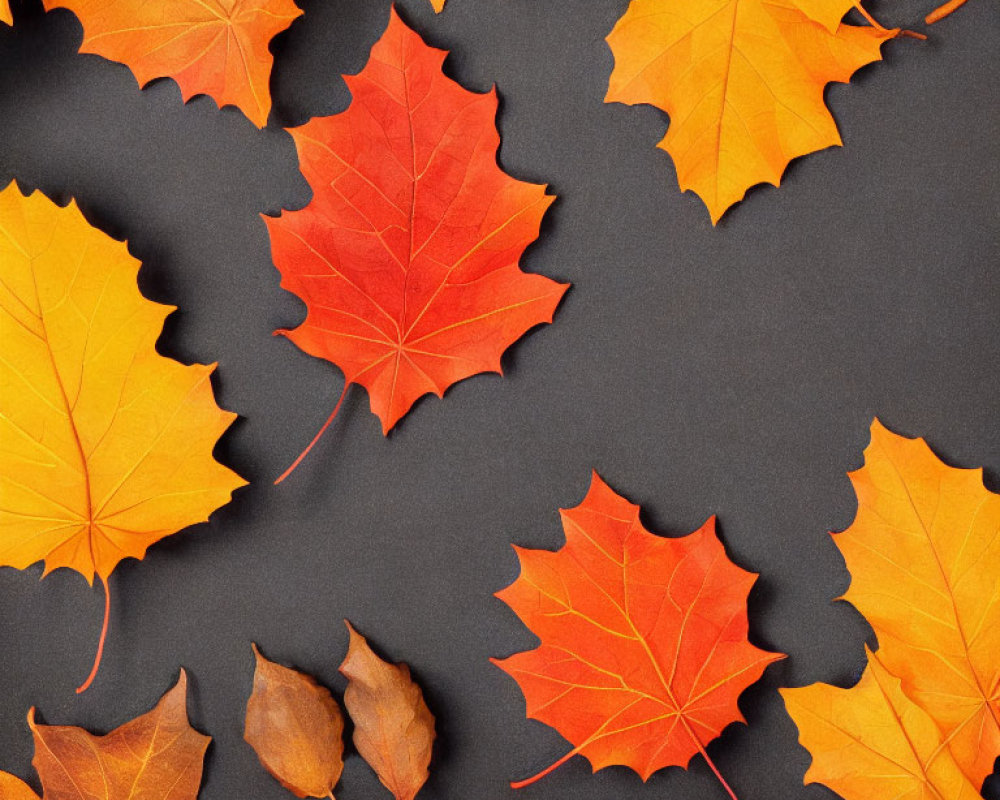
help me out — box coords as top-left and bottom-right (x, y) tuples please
(0, 185), (245, 692)
(605, 0), (896, 223)
(781, 651), (982, 800)
(832, 419), (1000, 787)
(41, 0), (302, 127)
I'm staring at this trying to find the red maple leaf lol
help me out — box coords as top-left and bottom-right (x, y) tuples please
(493, 473), (784, 796)
(267, 9), (568, 479)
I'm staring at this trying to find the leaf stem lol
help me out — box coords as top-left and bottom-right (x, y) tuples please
(926, 0), (968, 23)
(855, 3), (926, 40)
(510, 748), (579, 789)
(274, 381), (351, 485)
(696, 747), (738, 800)
(76, 575), (110, 694)
(854, 2), (890, 31)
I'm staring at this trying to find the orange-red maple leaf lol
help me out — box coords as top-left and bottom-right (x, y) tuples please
(493, 472), (784, 796)
(41, 0), (302, 127)
(266, 9), (568, 453)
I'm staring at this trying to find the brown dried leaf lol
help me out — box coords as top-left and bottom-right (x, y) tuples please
(339, 622), (436, 800)
(29, 671), (209, 800)
(245, 644), (345, 799)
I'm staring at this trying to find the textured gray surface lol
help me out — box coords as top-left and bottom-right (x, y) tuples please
(0, 0), (998, 798)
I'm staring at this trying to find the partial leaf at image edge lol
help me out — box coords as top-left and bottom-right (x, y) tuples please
(493, 472), (785, 797)
(39, 0), (302, 126)
(781, 651), (981, 800)
(0, 185), (246, 692)
(833, 419), (1000, 787)
(605, 0), (896, 223)
(0, 772), (40, 800)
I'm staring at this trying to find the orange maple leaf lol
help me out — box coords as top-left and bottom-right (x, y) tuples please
(24, 671), (209, 799)
(266, 9), (568, 477)
(832, 420), (1000, 787)
(781, 651), (982, 800)
(1, 2), (11, 26)
(492, 472), (784, 796)
(605, 0), (895, 223)
(41, 0), (302, 127)
(0, 186), (245, 691)
(429, 0), (445, 12)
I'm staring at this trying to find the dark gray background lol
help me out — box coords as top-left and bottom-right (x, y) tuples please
(0, 0), (998, 798)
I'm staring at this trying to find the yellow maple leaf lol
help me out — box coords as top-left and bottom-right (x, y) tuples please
(835, 419), (1000, 786)
(781, 652), (982, 800)
(605, 0), (894, 223)
(41, 0), (302, 127)
(0, 185), (245, 691)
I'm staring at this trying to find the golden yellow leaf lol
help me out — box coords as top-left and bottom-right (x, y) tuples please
(605, 0), (894, 223)
(0, 185), (245, 690)
(835, 419), (1000, 786)
(41, 0), (302, 127)
(781, 652), (982, 800)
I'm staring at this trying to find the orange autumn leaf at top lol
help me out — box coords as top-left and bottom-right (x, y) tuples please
(27, 671), (210, 800)
(266, 9), (568, 450)
(41, 0), (302, 127)
(0, 185), (245, 691)
(493, 472), (784, 796)
(429, 0), (445, 12)
(605, 0), (895, 223)
(781, 651), (982, 800)
(1, 2), (12, 26)
(832, 420), (1000, 787)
